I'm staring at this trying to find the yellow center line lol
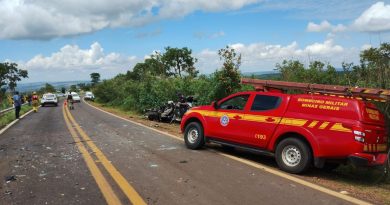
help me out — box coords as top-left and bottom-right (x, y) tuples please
(65, 105), (147, 205)
(62, 105), (122, 205)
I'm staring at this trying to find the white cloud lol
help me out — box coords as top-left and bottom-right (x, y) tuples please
(195, 49), (221, 73)
(307, 21), (332, 32)
(0, 0), (261, 40)
(306, 2), (390, 34)
(195, 39), (354, 73)
(304, 39), (343, 55)
(361, 44), (372, 50)
(353, 1), (390, 32)
(18, 40), (360, 82)
(21, 42), (139, 81)
(307, 20), (347, 33)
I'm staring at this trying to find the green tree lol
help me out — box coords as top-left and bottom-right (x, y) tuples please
(213, 46), (242, 99)
(0, 62), (28, 92)
(39, 83), (56, 93)
(90, 72), (101, 85)
(61, 87), (66, 94)
(359, 43), (390, 88)
(147, 52), (168, 76)
(161, 47), (198, 78)
(275, 60), (338, 84)
(126, 53), (169, 81)
(275, 60), (306, 82)
(70, 85), (77, 92)
(77, 83), (91, 91)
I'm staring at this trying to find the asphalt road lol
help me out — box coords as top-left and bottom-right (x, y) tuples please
(0, 100), (359, 205)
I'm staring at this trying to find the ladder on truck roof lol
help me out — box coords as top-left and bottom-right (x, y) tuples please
(241, 78), (390, 102)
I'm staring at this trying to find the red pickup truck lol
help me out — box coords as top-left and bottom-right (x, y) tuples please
(180, 91), (388, 174)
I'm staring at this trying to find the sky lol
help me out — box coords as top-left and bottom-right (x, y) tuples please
(1, 0), (390, 83)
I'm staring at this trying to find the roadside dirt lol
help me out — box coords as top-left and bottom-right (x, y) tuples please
(89, 101), (390, 205)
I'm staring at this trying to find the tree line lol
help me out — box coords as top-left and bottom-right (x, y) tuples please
(0, 62), (28, 107)
(93, 46), (247, 112)
(274, 43), (390, 120)
(93, 43), (390, 119)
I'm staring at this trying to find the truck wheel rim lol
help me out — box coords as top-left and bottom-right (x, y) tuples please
(187, 128), (198, 144)
(282, 145), (301, 167)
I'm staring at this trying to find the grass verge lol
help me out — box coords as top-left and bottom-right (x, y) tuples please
(0, 105), (32, 129)
(89, 101), (390, 205)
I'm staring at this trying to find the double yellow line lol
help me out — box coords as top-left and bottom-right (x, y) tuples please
(63, 105), (146, 205)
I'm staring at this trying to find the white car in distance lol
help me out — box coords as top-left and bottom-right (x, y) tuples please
(84, 91), (95, 101)
(71, 92), (81, 102)
(56, 92), (65, 97)
(41, 93), (58, 107)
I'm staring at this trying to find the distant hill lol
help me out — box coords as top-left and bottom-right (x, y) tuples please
(242, 69), (345, 80)
(242, 71), (281, 80)
(16, 80), (90, 92)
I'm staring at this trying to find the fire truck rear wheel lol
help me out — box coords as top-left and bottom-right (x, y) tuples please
(184, 122), (205, 150)
(275, 138), (312, 174)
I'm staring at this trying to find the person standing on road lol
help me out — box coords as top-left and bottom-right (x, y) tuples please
(12, 91), (22, 119)
(66, 92), (74, 110)
(32, 92), (39, 112)
(27, 93), (32, 106)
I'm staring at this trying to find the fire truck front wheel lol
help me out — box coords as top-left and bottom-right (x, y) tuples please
(275, 138), (312, 174)
(184, 122), (205, 150)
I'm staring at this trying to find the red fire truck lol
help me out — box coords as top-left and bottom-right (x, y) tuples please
(180, 78), (389, 174)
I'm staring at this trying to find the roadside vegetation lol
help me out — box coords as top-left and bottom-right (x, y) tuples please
(0, 105), (32, 129)
(0, 99), (11, 110)
(94, 46), (252, 112)
(0, 62), (28, 106)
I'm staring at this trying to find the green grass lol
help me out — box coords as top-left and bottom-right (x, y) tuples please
(0, 105), (32, 129)
(1, 100), (11, 110)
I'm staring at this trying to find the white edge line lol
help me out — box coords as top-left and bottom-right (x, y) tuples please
(0, 108), (35, 135)
(83, 100), (372, 205)
(83, 99), (182, 141)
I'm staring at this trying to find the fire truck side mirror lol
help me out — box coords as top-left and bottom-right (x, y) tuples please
(211, 101), (218, 110)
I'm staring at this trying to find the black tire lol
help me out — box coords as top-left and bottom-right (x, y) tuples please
(41, 104), (45, 107)
(55, 103), (58, 107)
(275, 138), (312, 174)
(184, 122), (205, 150)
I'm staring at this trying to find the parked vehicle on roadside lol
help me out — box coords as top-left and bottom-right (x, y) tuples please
(181, 82), (389, 174)
(41, 93), (58, 107)
(56, 92), (65, 97)
(84, 91), (95, 101)
(71, 92), (81, 103)
(145, 95), (195, 123)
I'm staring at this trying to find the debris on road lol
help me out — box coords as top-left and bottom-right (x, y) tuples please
(4, 175), (16, 183)
(150, 164), (158, 168)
